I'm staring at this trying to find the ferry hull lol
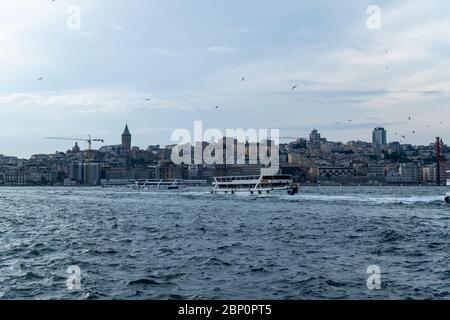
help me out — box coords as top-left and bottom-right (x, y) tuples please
(212, 187), (294, 196)
(211, 174), (299, 196)
(128, 186), (184, 191)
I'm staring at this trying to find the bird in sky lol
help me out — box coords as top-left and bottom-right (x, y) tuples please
(241, 77), (245, 81)
(145, 99), (151, 101)
(291, 85), (298, 91)
(38, 77), (44, 81)
(408, 116), (412, 121)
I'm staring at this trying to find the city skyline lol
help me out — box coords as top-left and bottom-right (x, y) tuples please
(1, 0), (450, 158)
(1, 121), (446, 187)
(0, 123), (444, 160)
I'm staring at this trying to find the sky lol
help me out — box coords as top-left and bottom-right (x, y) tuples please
(0, 0), (449, 158)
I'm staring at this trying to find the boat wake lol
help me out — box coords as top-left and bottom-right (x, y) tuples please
(283, 194), (444, 205)
(104, 187), (447, 205)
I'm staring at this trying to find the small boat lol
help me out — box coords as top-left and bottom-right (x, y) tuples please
(127, 179), (186, 190)
(211, 174), (299, 196)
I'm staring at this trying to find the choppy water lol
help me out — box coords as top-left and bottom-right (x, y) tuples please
(0, 186), (449, 300)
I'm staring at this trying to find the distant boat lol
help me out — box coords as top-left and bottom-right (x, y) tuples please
(128, 179), (186, 190)
(102, 179), (186, 190)
(101, 180), (135, 188)
(211, 174), (299, 196)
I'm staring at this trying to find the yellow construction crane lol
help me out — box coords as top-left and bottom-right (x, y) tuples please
(45, 135), (104, 162)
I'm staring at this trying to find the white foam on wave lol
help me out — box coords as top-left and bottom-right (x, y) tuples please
(98, 187), (446, 204)
(284, 194), (444, 204)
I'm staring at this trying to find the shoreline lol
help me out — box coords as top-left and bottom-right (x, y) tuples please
(0, 184), (447, 188)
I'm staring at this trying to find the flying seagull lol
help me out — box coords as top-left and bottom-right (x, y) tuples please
(145, 98), (151, 101)
(291, 85), (298, 91)
(241, 77), (245, 81)
(38, 77), (44, 81)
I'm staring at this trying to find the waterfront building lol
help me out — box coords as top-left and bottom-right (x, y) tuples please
(83, 163), (100, 186)
(420, 163), (446, 185)
(3, 171), (27, 186)
(421, 165), (437, 184)
(372, 127), (387, 158)
(315, 167), (355, 177)
(367, 163), (386, 177)
(309, 129), (322, 150)
(399, 163), (419, 183)
(372, 127), (387, 149)
(69, 161), (83, 183)
(99, 145), (123, 154)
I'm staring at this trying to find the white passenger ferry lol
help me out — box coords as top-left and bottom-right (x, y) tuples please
(211, 175), (299, 196)
(127, 179), (186, 190)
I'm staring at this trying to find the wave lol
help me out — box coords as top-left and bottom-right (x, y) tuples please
(165, 190), (449, 205)
(282, 194), (445, 205)
(128, 278), (161, 286)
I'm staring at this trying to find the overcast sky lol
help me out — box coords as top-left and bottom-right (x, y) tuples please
(0, 0), (449, 157)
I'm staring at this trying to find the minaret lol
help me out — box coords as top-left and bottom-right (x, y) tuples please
(122, 124), (132, 152)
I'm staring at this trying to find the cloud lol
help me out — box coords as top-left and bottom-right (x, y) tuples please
(134, 127), (174, 134)
(74, 31), (95, 38)
(291, 29), (311, 36)
(225, 27), (255, 34)
(206, 46), (240, 55)
(2, 0), (450, 157)
(106, 21), (124, 32)
(151, 48), (179, 57)
(0, 89), (232, 116)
